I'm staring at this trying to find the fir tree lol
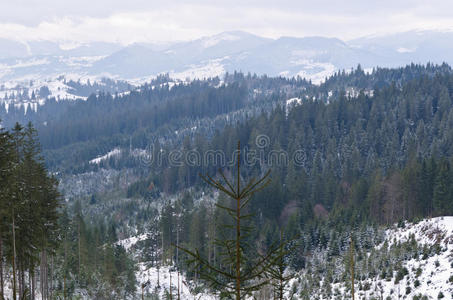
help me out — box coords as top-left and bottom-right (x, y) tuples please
(178, 142), (287, 299)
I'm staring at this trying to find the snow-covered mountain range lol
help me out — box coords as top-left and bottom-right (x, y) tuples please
(2, 29), (453, 106)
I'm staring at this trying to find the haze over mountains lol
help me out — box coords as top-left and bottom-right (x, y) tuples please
(2, 29), (453, 85)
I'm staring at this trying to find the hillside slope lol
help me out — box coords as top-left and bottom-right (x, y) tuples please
(120, 217), (453, 299)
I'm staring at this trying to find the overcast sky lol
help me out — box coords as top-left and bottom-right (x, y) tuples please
(1, 1), (453, 45)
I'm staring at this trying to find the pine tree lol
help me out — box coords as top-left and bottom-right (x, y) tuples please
(349, 236), (355, 300)
(178, 142), (286, 299)
(0, 122), (61, 299)
(0, 125), (15, 299)
(268, 231), (294, 300)
(433, 159), (450, 215)
(10, 123), (24, 300)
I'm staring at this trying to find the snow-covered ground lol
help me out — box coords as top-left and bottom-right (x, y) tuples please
(286, 97), (302, 107)
(118, 233), (148, 251)
(318, 217), (453, 300)
(375, 217), (453, 299)
(136, 264), (216, 299)
(89, 148), (121, 164)
(122, 217), (453, 299)
(0, 75), (88, 114)
(170, 57), (227, 81)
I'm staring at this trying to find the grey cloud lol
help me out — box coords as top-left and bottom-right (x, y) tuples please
(0, 1), (452, 43)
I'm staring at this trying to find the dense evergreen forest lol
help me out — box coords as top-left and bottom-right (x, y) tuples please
(0, 124), (137, 299)
(2, 64), (453, 298)
(130, 68), (453, 297)
(129, 67), (453, 223)
(0, 123), (60, 299)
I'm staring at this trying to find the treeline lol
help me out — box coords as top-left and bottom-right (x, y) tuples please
(39, 79), (251, 172)
(64, 77), (132, 97)
(129, 71), (453, 227)
(1, 65), (447, 177)
(0, 123), (60, 300)
(320, 62), (452, 94)
(130, 70), (453, 291)
(38, 79), (246, 150)
(0, 71), (311, 174)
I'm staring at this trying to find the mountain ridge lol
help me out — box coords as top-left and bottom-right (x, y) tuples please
(2, 30), (453, 107)
(1, 30), (453, 82)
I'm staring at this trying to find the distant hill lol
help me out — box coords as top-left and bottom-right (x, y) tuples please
(1, 30), (453, 86)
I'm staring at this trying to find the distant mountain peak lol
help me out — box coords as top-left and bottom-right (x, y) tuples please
(201, 32), (242, 48)
(2, 29), (453, 93)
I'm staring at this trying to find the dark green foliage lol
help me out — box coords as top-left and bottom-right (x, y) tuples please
(395, 267), (409, 284)
(54, 200), (137, 299)
(4, 65), (453, 298)
(178, 143), (290, 299)
(0, 122), (61, 299)
(0, 122), (137, 299)
(110, 66), (453, 233)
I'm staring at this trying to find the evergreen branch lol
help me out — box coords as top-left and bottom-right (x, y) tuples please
(240, 170), (271, 199)
(219, 170), (237, 196)
(215, 203), (236, 213)
(239, 196), (253, 210)
(176, 244), (234, 279)
(200, 173), (237, 199)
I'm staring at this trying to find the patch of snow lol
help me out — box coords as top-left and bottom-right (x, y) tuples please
(89, 148), (121, 164)
(9, 58), (50, 69)
(59, 55), (107, 67)
(117, 233), (148, 251)
(201, 33), (240, 48)
(286, 97), (302, 108)
(170, 58), (227, 81)
(137, 264), (217, 299)
(293, 61), (336, 85)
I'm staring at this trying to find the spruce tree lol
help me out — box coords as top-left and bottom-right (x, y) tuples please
(178, 142), (286, 299)
(0, 124), (14, 299)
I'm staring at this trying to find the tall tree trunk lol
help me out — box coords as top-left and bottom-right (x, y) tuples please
(161, 229), (164, 265)
(18, 260), (23, 298)
(235, 153), (241, 300)
(213, 223), (216, 267)
(40, 252), (43, 300)
(22, 260), (26, 298)
(169, 269), (172, 300)
(40, 250), (48, 300)
(28, 268), (31, 300)
(12, 210), (17, 300)
(64, 241), (67, 300)
(0, 234), (3, 298)
(177, 271), (180, 300)
(207, 227), (211, 265)
(157, 266), (160, 287)
(350, 237), (355, 300)
(78, 222), (81, 283)
(44, 251), (48, 300)
(31, 268), (35, 300)
(49, 255), (53, 300)
(176, 220), (180, 300)
(176, 226), (179, 266)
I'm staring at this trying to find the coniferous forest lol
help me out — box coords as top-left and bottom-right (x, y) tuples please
(2, 64), (453, 299)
